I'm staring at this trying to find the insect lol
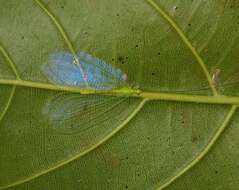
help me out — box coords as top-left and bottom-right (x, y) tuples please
(42, 51), (132, 134)
(42, 51), (128, 90)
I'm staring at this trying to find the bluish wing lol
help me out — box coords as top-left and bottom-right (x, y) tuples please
(42, 51), (128, 90)
(42, 52), (87, 87)
(77, 51), (127, 90)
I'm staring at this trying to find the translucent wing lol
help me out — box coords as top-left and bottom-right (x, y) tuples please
(43, 94), (130, 135)
(42, 51), (127, 90)
(78, 51), (127, 90)
(42, 52), (85, 86)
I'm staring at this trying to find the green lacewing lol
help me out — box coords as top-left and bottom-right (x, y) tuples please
(42, 51), (131, 134)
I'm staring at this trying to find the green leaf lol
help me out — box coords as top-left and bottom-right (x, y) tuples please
(1, 0), (239, 189)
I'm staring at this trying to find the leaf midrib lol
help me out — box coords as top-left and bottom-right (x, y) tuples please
(2, 79), (239, 105)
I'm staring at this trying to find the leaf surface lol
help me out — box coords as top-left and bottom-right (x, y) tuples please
(1, 0), (239, 189)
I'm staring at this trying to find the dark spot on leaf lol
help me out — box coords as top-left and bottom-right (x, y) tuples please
(188, 23), (191, 26)
(125, 185), (128, 189)
(118, 56), (124, 62)
(215, 170), (218, 174)
(191, 136), (198, 142)
(135, 44), (139, 48)
(61, 6), (64, 9)
(116, 13), (120, 17)
(158, 52), (161, 55)
(112, 58), (115, 61)
(152, 72), (155, 76)
(21, 36), (24, 40)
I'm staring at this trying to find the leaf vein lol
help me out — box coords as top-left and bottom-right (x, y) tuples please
(0, 44), (19, 124)
(0, 99), (147, 189)
(33, 0), (89, 86)
(155, 105), (238, 190)
(33, 0), (76, 55)
(0, 44), (21, 79)
(0, 86), (16, 124)
(146, 0), (218, 96)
